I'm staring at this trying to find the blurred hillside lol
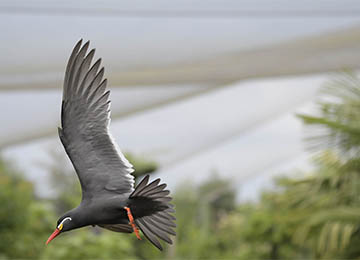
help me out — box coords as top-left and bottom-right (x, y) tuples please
(2, 73), (360, 259)
(2, 1), (360, 200)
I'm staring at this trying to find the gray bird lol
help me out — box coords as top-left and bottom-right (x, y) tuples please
(46, 39), (176, 251)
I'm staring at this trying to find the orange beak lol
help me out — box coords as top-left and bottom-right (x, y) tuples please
(46, 228), (60, 245)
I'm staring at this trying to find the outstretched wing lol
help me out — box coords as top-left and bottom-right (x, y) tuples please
(58, 39), (135, 200)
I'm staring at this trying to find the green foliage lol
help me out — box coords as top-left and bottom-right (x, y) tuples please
(41, 228), (135, 260)
(0, 159), (54, 259)
(168, 176), (237, 259)
(289, 153), (360, 258)
(298, 72), (360, 158)
(294, 73), (360, 258)
(216, 205), (302, 259)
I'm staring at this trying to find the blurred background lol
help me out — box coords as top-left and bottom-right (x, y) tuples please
(2, 0), (360, 259)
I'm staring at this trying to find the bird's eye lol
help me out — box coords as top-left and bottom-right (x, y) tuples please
(57, 223), (63, 230)
(57, 217), (72, 230)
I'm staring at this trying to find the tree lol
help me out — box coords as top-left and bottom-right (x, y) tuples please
(213, 72), (360, 259)
(299, 72), (360, 159)
(294, 72), (360, 258)
(0, 158), (54, 259)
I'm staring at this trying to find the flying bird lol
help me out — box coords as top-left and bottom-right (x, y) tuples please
(46, 40), (176, 250)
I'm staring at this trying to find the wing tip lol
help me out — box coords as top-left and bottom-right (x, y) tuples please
(83, 40), (90, 48)
(87, 48), (96, 57)
(75, 38), (83, 49)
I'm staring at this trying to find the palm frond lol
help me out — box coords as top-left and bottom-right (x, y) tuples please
(298, 72), (360, 159)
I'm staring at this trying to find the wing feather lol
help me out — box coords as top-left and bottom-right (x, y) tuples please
(59, 40), (135, 200)
(135, 219), (163, 250)
(140, 218), (172, 244)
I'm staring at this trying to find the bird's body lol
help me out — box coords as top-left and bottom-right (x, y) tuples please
(46, 40), (176, 251)
(67, 195), (129, 226)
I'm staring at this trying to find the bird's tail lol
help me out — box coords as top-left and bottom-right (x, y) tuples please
(128, 175), (176, 250)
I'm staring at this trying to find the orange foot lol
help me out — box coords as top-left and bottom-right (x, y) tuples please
(124, 206), (141, 240)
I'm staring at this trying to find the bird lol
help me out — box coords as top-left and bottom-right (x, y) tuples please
(45, 39), (176, 251)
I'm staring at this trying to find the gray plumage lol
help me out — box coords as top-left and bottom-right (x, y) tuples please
(50, 39), (176, 251)
(58, 39), (135, 201)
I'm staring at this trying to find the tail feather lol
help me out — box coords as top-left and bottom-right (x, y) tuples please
(165, 207), (175, 213)
(138, 218), (173, 244)
(136, 220), (163, 250)
(143, 216), (176, 236)
(142, 183), (167, 196)
(147, 190), (170, 198)
(156, 210), (176, 221)
(156, 197), (172, 203)
(143, 178), (161, 191)
(131, 175), (149, 197)
(130, 175), (176, 251)
(151, 214), (176, 228)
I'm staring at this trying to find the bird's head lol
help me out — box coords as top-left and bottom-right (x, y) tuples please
(46, 216), (74, 245)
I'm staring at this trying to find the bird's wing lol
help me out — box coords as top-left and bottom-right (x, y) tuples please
(58, 40), (135, 200)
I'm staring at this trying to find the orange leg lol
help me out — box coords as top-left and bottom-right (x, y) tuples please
(124, 206), (141, 240)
